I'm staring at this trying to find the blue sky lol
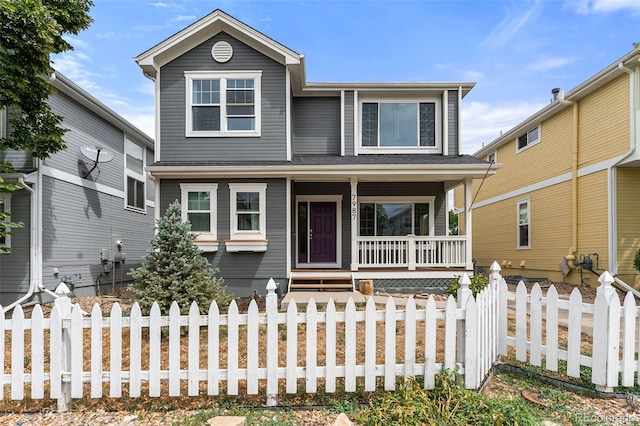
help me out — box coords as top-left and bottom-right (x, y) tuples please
(53, 0), (640, 155)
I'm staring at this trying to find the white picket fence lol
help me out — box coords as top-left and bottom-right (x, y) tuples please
(2, 261), (635, 411)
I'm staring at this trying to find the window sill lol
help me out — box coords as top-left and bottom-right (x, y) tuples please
(186, 130), (261, 138)
(194, 238), (219, 252)
(225, 239), (268, 253)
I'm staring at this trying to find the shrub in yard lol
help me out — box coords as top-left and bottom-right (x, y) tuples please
(129, 200), (233, 315)
(446, 274), (489, 298)
(634, 249), (640, 273)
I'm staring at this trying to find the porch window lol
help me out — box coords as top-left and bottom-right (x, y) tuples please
(360, 101), (438, 150)
(0, 193), (10, 251)
(227, 183), (267, 252)
(180, 183), (218, 251)
(185, 71), (262, 137)
(359, 202), (431, 236)
(517, 199), (530, 249)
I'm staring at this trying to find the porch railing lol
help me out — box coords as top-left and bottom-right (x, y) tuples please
(356, 235), (467, 269)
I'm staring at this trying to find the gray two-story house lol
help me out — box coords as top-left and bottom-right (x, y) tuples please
(0, 72), (155, 309)
(135, 10), (494, 296)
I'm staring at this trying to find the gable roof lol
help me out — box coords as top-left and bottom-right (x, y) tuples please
(135, 9), (475, 98)
(475, 48), (640, 158)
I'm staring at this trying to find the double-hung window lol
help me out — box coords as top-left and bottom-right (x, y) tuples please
(0, 193), (11, 251)
(517, 199), (530, 249)
(516, 126), (540, 152)
(359, 197), (434, 237)
(180, 183), (218, 252)
(227, 183), (267, 252)
(361, 100), (438, 152)
(125, 139), (146, 212)
(185, 71), (262, 137)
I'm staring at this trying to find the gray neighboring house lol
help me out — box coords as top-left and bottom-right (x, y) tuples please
(0, 72), (155, 309)
(136, 9), (495, 297)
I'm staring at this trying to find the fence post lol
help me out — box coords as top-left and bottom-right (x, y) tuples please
(489, 261), (502, 287)
(457, 273), (472, 384)
(593, 271), (618, 393)
(265, 278), (278, 406)
(54, 282), (73, 412)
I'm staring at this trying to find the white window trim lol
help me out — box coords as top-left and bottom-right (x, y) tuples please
(124, 138), (147, 213)
(517, 198), (531, 250)
(358, 196), (435, 236)
(180, 183), (219, 252)
(357, 97), (441, 154)
(0, 193), (11, 251)
(184, 70), (262, 138)
(516, 125), (541, 153)
(227, 182), (267, 252)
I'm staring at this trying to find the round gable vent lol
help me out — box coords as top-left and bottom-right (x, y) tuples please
(211, 41), (233, 63)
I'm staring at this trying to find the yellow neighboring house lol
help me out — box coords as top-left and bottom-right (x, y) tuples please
(457, 48), (640, 289)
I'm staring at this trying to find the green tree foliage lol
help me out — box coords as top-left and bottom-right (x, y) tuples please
(0, 0), (93, 158)
(0, 0), (93, 251)
(447, 273), (489, 298)
(634, 249), (640, 273)
(448, 209), (459, 235)
(129, 201), (233, 315)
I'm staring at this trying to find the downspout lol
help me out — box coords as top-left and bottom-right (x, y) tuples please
(558, 90), (579, 267)
(4, 162), (56, 313)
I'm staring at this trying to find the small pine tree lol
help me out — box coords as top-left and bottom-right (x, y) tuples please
(129, 200), (233, 314)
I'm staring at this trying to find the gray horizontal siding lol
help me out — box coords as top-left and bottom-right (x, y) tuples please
(292, 97), (340, 156)
(159, 32), (287, 162)
(40, 177), (155, 293)
(344, 91), (354, 156)
(0, 189), (31, 302)
(0, 150), (34, 170)
(447, 90), (459, 156)
(159, 178), (287, 294)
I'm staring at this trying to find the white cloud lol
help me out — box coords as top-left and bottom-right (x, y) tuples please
(529, 55), (576, 71)
(465, 70), (485, 80)
(461, 100), (547, 154)
(482, 0), (543, 48)
(122, 112), (155, 139)
(568, 0), (640, 13)
(171, 15), (196, 23)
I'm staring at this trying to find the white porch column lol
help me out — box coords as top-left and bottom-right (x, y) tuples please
(350, 177), (359, 271)
(464, 177), (474, 270)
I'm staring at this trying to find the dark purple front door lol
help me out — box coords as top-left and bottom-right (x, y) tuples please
(297, 201), (337, 264)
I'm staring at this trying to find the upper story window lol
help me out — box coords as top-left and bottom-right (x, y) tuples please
(125, 139), (146, 212)
(0, 194), (11, 252)
(360, 100), (439, 153)
(185, 71), (262, 137)
(227, 183), (268, 252)
(517, 199), (530, 249)
(180, 183), (218, 252)
(516, 126), (540, 152)
(359, 197), (434, 237)
(487, 151), (496, 164)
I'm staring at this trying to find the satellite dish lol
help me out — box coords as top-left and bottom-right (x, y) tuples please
(80, 146), (113, 178)
(81, 146), (113, 163)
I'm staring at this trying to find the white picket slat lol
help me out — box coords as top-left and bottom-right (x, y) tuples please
(364, 297), (376, 391)
(498, 278), (508, 356)
(306, 299), (318, 393)
(515, 282), (527, 362)
(148, 303), (161, 397)
(49, 305), (62, 399)
(622, 293), (636, 387)
(11, 304), (24, 400)
(404, 297), (416, 379)
(70, 305), (84, 398)
(110, 303), (123, 398)
(344, 298), (356, 392)
(464, 297), (478, 389)
(529, 284), (542, 366)
(227, 301), (239, 395)
(286, 299), (298, 394)
(424, 296), (437, 389)
(30, 305), (44, 399)
(188, 302), (201, 396)
(0, 308), (5, 400)
(325, 299), (337, 393)
(247, 300), (259, 395)
(444, 296), (456, 370)
(168, 302), (181, 396)
(129, 303), (142, 397)
(90, 304), (103, 398)
(207, 301), (220, 395)
(606, 295), (620, 389)
(545, 286), (559, 372)
(567, 288), (583, 379)
(384, 297), (396, 391)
